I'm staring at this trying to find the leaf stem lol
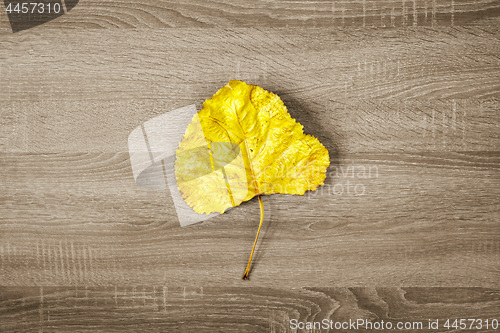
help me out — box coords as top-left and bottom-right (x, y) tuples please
(242, 195), (264, 280)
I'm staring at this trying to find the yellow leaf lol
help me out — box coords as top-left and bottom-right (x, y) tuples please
(175, 80), (330, 215)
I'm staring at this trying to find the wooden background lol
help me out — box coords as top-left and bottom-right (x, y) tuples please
(1, 0), (499, 331)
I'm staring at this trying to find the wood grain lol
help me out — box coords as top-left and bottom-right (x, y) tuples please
(0, 23), (498, 287)
(1, 98), (498, 153)
(0, 287), (499, 332)
(1, 0), (499, 330)
(1, 151), (498, 286)
(1, 27), (499, 102)
(1, 0), (500, 31)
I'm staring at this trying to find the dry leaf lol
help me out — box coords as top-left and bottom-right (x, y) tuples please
(174, 80), (330, 279)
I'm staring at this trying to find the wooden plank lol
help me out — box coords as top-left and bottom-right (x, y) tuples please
(0, 27), (499, 102)
(1, 151), (498, 286)
(1, 0), (499, 31)
(0, 99), (497, 153)
(0, 287), (498, 332)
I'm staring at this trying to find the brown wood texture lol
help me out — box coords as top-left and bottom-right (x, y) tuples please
(1, 1), (499, 331)
(1, 0), (500, 30)
(1, 27), (500, 102)
(1, 287), (499, 332)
